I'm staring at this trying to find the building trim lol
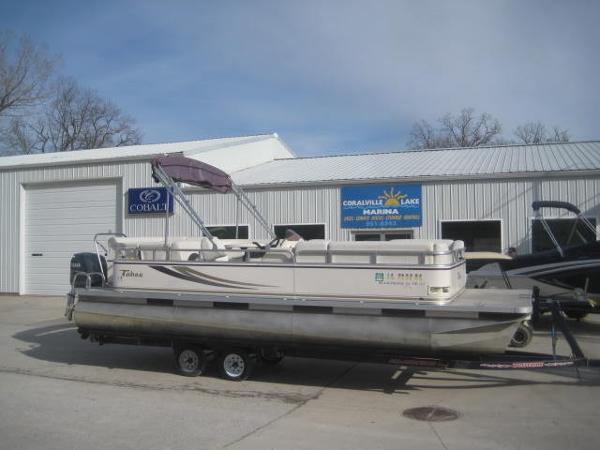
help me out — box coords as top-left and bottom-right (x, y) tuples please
(236, 169), (600, 191)
(0, 134), (278, 171)
(439, 218), (504, 253)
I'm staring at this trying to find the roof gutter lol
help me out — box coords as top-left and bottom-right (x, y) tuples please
(235, 169), (600, 190)
(0, 153), (162, 172)
(0, 134), (279, 172)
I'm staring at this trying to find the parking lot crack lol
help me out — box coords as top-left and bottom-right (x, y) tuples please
(428, 423), (449, 450)
(0, 366), (311, 403)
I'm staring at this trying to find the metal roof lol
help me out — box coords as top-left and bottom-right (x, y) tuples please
(0, 134), (286, 170)
(232, 141), (600, 186)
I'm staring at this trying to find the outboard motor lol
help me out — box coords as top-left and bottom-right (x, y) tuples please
(70, 252), (107, 288)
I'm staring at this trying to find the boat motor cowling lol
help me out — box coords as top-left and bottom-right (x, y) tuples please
(70, 252), (107, 288)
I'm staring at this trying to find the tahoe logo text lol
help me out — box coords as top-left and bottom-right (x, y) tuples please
(120, 269), (143, 279)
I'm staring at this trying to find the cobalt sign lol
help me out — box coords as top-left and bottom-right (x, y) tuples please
(128, 187), (174, 214)
(341, 184), (422, 228)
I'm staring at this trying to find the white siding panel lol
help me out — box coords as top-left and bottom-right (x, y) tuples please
(24, 182), (118, 295)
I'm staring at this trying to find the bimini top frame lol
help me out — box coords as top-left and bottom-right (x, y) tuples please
(151, 154), (276, 247)
(532, 200), (597, 257)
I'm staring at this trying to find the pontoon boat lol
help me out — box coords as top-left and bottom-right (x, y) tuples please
(65, 155), (532, 378)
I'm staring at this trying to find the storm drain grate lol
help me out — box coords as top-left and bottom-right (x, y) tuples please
(402, 406), (460, 422)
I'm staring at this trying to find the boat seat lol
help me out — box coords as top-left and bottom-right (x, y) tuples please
(328, 239), (462, 265)
(280, 239), (301, 250)
(294, 240), (330, 263)
(108, 236), (229, 262)
(219, 239), (261, 248)
(108, 236), (172, 260)
(170, 239), (204, 261)
(172, 237), (228, 262)
(260, 248), (294, 263)
(109, 236), (167, 250)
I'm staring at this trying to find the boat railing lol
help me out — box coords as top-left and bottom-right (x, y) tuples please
(105, 237), (465, 267)
(71, 271), (106, 289)
(93, 232), (127, 281)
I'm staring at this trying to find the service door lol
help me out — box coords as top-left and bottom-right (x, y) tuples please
(24, 181), (119, 295)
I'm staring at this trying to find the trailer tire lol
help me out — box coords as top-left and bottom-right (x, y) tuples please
(510, 323), (533, 348)
(218, 349), (254, 381)
(174, 345), (207, 377)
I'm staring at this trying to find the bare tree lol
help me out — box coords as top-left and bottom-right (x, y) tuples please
(550, 125), (569, 143)
(440, 109), (502, 147)
(514, 122), (545, 144)
(514, 122), (569, 144)
(407, 119), (447, 149)
(0, 33), (142, 154)
(0, 33), (55, 117)
(409, 109), (571, 149)
(6, 78), (142, 153)
(0, 118), (36, 154)
(408, 108), (502, 149)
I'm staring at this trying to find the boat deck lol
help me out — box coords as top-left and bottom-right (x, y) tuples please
(74, 287), (532, 315)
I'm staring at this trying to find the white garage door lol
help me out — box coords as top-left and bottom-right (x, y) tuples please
(24, 182), (118, 295)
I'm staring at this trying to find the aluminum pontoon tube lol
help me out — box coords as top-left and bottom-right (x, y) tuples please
(70, 287), (532, 355)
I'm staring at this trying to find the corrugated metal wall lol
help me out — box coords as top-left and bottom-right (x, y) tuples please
(1, 160), (146, 293)
(236, 177), (599, 250)
(420, 178), (600, 251)
(1, 159), (599, 293)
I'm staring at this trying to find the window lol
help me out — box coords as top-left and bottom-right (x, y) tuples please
(206, 225), (249, 239)
(531, 218), (597, 252)
(441, 220), (501, 252)
(354, 231), (413, 241)
(274, 224), (325, 240)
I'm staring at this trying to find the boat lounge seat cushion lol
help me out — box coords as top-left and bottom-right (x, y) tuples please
(260, 248), (294, 263)
(195, 237), (228, 262)
(108, 236), (171, 260)
(294, 240), (330, 263)
(108, 236), (228, 261)
(109, 236), (168, 250)
(327, 239), (460, 265)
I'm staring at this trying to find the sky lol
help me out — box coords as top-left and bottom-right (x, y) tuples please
(1, 0), (599, 156)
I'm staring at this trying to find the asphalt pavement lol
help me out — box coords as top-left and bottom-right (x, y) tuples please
(0, 295), (599, 450)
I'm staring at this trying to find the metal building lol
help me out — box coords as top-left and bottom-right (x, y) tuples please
(0, 134), (294, 295)
(1, 136), (599, 296)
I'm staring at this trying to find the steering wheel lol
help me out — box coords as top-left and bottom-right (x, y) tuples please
(252, 241), (266, 250)
(267, 238), (281, 248)
(252, 238), (281, 250)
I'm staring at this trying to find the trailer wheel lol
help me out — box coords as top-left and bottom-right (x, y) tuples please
(175, 345), (207, 377)
(510, 323), (533, 348)
(218, 349), (254, 381)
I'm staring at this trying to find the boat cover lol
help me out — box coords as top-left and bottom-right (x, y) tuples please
(532, 201), (581, 215)
(152, 154), (232, 193)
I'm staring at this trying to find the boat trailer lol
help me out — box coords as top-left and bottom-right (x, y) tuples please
(76, 299), (599, 380)
(532, 290), (599, 323)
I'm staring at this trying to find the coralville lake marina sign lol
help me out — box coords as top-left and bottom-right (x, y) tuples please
(341, 184), (422, 228)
